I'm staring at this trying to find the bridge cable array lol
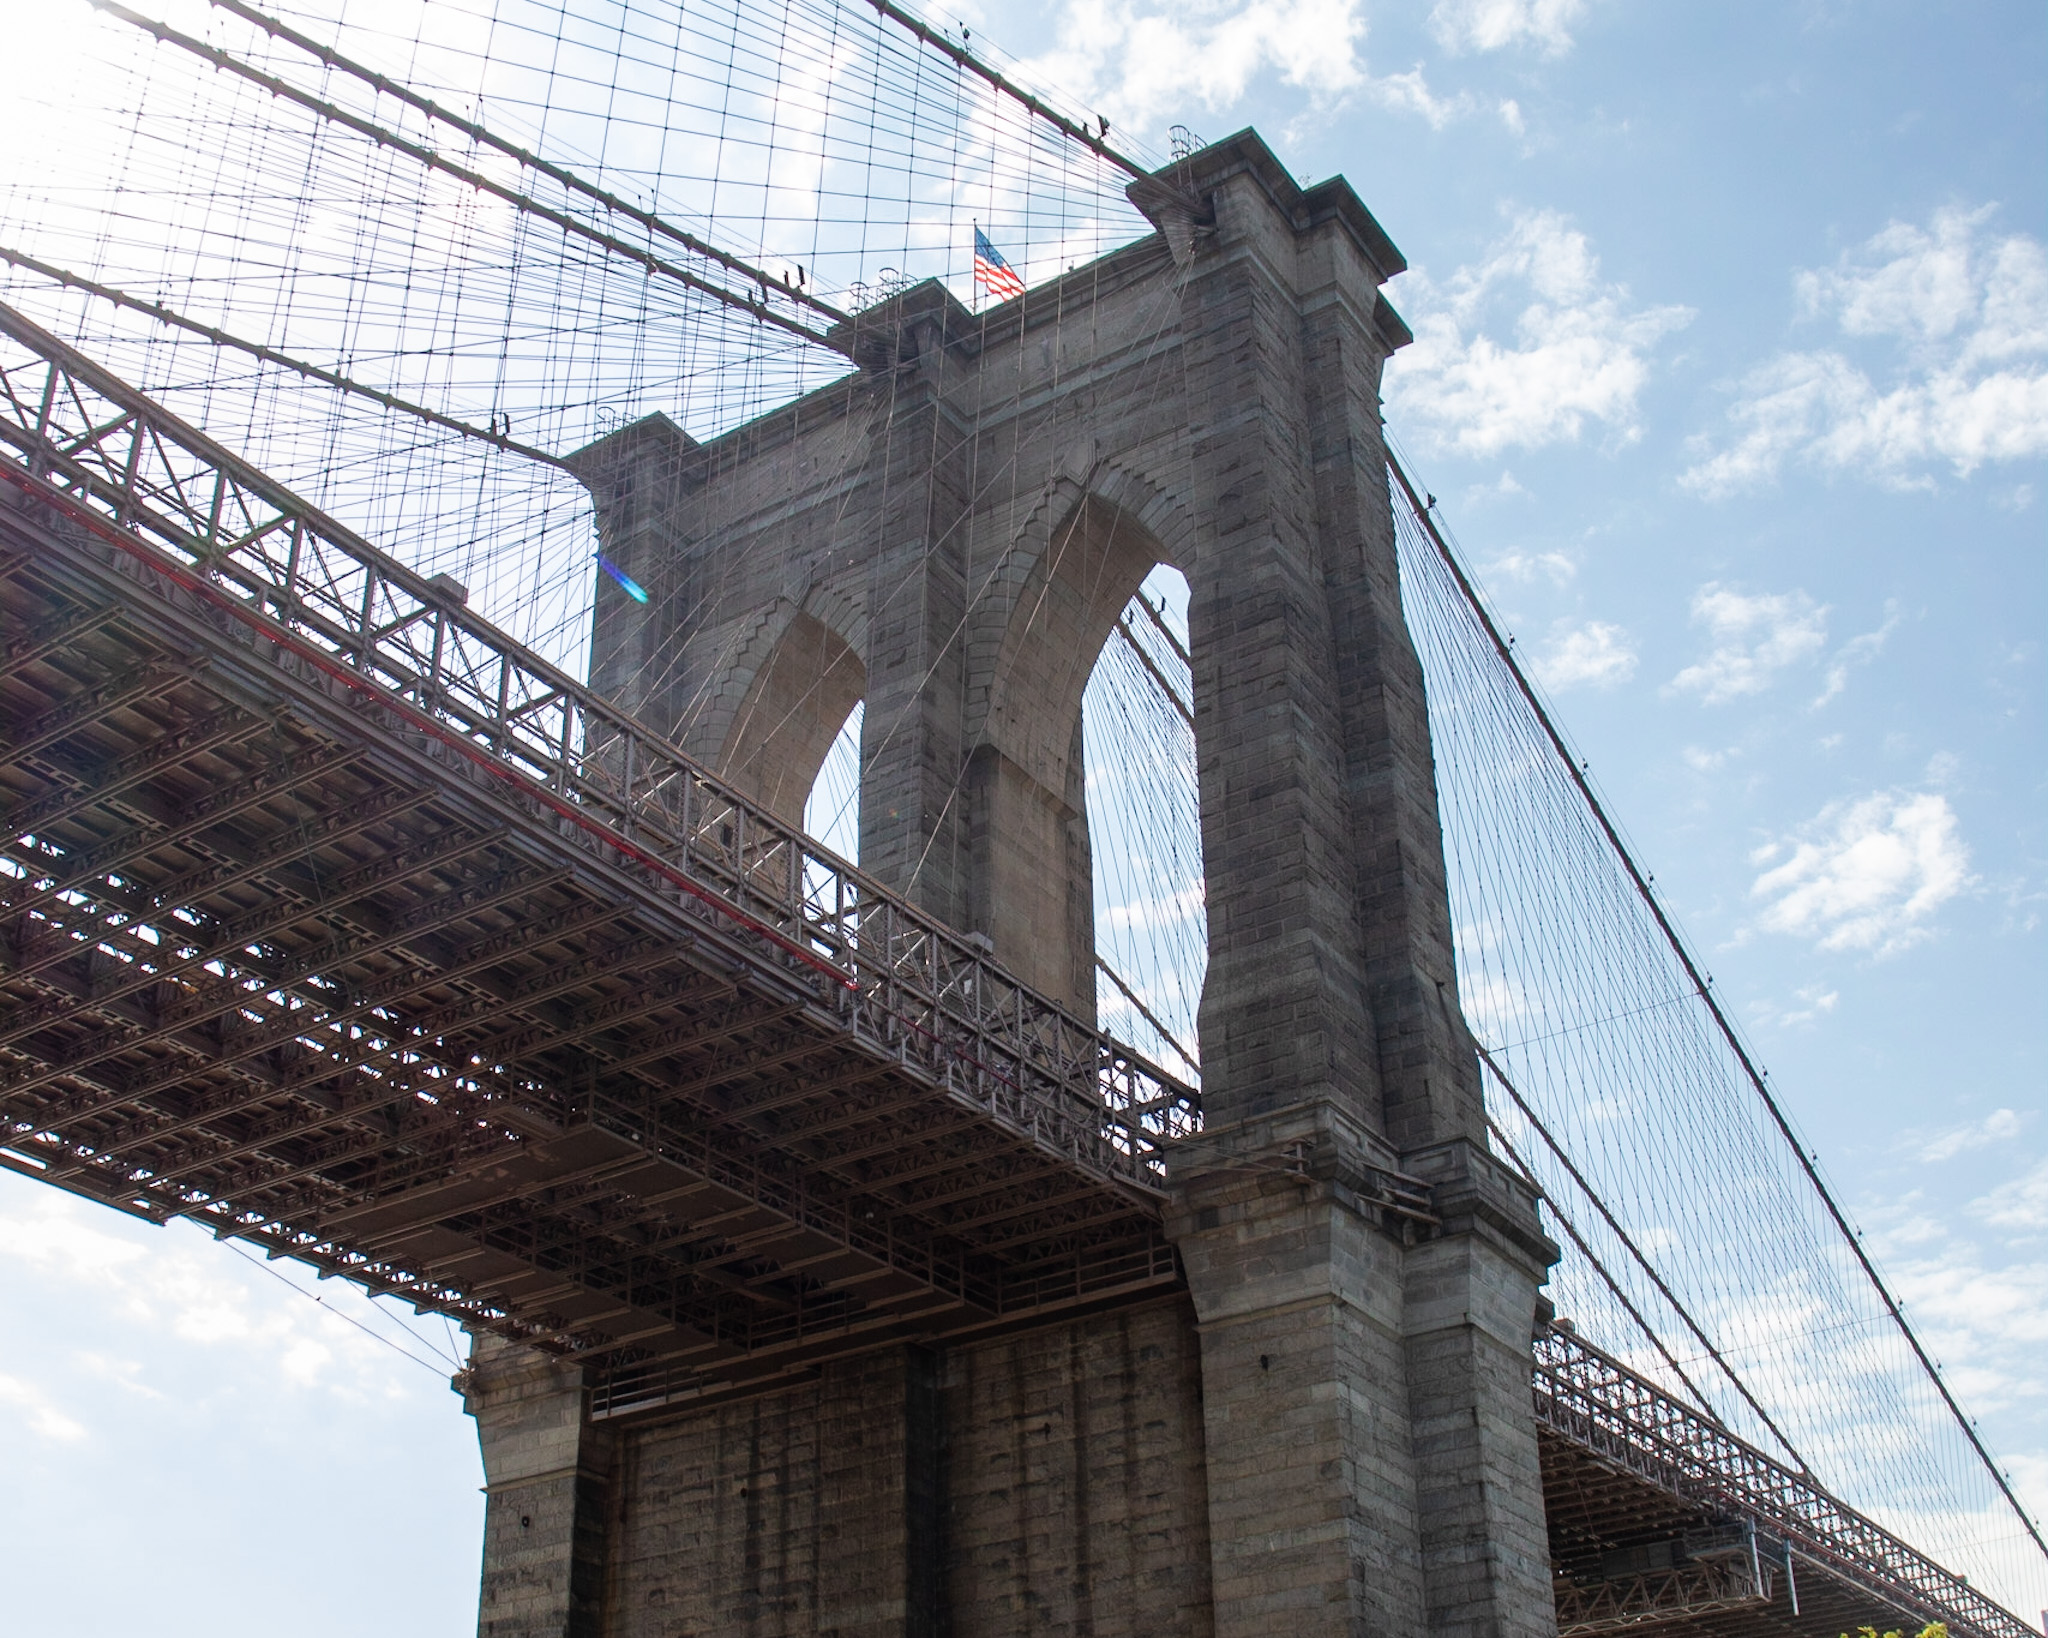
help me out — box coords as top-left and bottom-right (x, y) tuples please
(1385, 434), (2048, 1597)
(0, 0), (2039, 1614)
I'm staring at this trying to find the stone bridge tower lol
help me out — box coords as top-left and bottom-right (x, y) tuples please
(464, 129), (1558, 1637)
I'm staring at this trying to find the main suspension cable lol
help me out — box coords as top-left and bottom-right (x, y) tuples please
(208, 0), (850, 328)
(91, 0), (847, 352)
(0, 245), (568, 468)
(858, 0), (1150, 181)
(1387, 446), (2048, 1558)
(1478, 1042), (1812, 1473)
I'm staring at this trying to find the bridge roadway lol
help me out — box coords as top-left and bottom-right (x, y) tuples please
(0, 303), (2030, 1638)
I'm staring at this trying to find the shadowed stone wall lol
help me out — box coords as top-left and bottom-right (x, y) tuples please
(468, 128), (1557, 1638)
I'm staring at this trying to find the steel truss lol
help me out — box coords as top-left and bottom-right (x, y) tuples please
(0, 300), (1194, 1179)
(0, 302), (2033, 1638)
(0, 299), (1192, 1373)
(1537, 1327), (2035, 1638)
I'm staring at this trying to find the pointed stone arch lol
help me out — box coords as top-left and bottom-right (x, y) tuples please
(951, 491), (1174, 1015)
(714, 605), (867, 829)
(565, 127), (1560, 1638)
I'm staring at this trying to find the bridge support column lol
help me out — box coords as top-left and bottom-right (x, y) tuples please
(1169, 1105), (1428, 1627)
(462, 1335), (613, 1638)
(1170, 1119), (1554, 1636)
(1400, 1140), (1558, 1634)
(1161, 133), (1558, 1637)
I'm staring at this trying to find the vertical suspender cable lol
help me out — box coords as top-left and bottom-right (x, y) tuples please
(1387, 447), (2048, 1560)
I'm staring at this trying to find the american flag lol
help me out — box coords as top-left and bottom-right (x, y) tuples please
(973, 226), (1026, 303)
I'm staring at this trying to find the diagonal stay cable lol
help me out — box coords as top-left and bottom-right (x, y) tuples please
(1113, 615), (1192, 726)
(89, 0), (847, 353)
(1476, 1042), (1814, 1474)
(209, 0), (849, 328)
(0, 244), (567, 468)
(1388, 446), (2048, 1557)
(220, 1239), (457, 1376)
(1484, 1110), (1723, 1424)
(1095, 954), (1197, 1075)
(859, 0), (1149, 181)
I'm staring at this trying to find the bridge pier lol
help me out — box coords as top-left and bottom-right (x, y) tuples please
(0, 165), (2021, 1638)
(465, 1334), (615, 1638)
(1168, 1115), (1554, 1636)
(487, 127), (1557, 1635)
(465, 1307), (1214, 1637)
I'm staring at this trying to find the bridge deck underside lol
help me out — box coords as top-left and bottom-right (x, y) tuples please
(0, 505), (1174, 1377)
(0, 490), (2019, 1638)
(1542, 1429), (1989, 1637)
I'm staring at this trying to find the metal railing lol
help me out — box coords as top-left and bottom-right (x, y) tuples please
(0, 300), (1198, 1190)
(1535, 1326), (2035, 1638)
(1553, 1555), (1772, 1634)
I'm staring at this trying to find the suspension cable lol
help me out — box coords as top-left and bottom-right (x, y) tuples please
(1478, 1042), (1812, 1472)
(90, 0), (846, 352)
(0, 244), (568, 468)
(1387, 447), (2048, 1558)
(859, 0), (1150, 181)
(1483, 1112), (1724, 1424)
(1095, 954), (1197, 1073)
(208, 0), (849, 327)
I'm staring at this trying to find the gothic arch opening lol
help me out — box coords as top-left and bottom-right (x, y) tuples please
(804, 699), (862, 864)
(717, 609), (865, 833)
(1082, 562), (1203, 1085)
(970, 493), (1176, 1019)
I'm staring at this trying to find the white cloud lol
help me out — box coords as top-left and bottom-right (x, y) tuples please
(1021, 0), (1494, 138)
(0, 1192), (443, 1397)
(1749, 788), (1972, 955)
(1366, 65), (1474, 129)
(1774, 983), (1839, 1027)
(0, 1372), (85, 1442)
(1388, 208), (1692, 457)
(1484, 542), (1576, 583)
(1430, 0), (1586, 56)
(1889, 1255), (2048, 1388)
(1532, 619), (1636, 691)
(1813, 605), (1899, 706)
(1102, 881), (1206, 931)
(1685, 205), (2048, 494)
(1975, 1155), (2048, 1234)
(1669, 584), (1828, 703)
(1019, 0), (1369, 137)
(1917, 1108), (2027, 1164)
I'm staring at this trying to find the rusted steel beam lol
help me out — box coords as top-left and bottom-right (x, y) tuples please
(751, 1084), (946, 1148)
(8, 656), (191, 765)
(0, 302), (1197, 1192)
(1, 741), (368, 925)
(708, 1058), (893, 1122)
(0, 804), (480, 1011)
(3, 705), (262, 840)
(0, 831), (528, 1070)
(0, 600), (120, 682)
(23, 893), (642, 1167)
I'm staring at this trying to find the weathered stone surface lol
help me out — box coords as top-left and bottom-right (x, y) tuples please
(576, 1304), (1211, 1638)
(465, 1333), (615, 1638)
(466, 126), (1558, 1638)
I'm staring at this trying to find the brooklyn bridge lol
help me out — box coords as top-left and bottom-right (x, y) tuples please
(0, 1), (2042, 1634)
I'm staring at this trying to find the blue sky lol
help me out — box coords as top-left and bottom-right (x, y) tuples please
(0, 0), (2042, 1630)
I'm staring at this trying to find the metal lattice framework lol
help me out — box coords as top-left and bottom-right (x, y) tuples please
(1537, 1327), (2036, 1638)
(1, 296), (2039, 1634)
(0, 296), (1192, 1369)
(0, 299), (1196, 1174)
